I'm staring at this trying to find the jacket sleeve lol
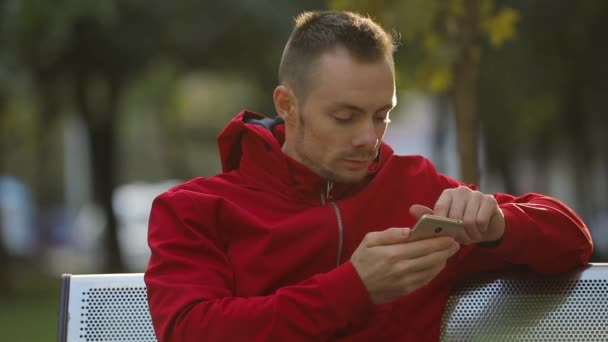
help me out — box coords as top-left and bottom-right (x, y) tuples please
(474, 192), (593, 274)
(423, 159), (593, 276)
(144, 189), (373, 342)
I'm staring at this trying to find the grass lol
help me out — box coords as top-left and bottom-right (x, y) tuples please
(0, 269), (61, 342)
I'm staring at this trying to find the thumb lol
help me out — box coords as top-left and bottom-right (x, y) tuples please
(364, 227), (411, 247)
(409, 204), (433, 220)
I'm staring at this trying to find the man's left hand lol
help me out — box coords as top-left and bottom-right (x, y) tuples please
(410, 186), (505, 245)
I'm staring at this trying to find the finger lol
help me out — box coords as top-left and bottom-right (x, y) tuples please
(402, 265), (444, 292)
(447, 189), (467, 220)
(399, 253), (454, 292)
(387, 236), (456, 260)
(476, 196), (496, 233)
(395, 241), (459, 274)
(462, 195), (480, 230)
(462, 195), (482, 242)
(457, 234), (473, 245)
(447, 240), (461, 257)
(433, 190), (453, 217)
(409, 204), (433, 220)
(363, 227), (411, 248)
(463, 226), (482, 244)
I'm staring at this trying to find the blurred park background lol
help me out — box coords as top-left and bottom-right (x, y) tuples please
(1, 0), (607, 340)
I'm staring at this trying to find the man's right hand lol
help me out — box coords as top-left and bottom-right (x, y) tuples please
(350, 228), (460, 305)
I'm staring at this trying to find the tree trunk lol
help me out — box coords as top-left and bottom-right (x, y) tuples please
(496, 152), (516, 194)
(0, 222), (10, 301)
(564, 85), (592, 218)
(32, 72), (60, 263)
(451, 0), (481, 185)
(432, 96), (451, 173)
(75, 71), (125, 273)
(0, 93), (12, 300)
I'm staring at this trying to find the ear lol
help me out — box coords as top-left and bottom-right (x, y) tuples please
(273, 85), (296, 122)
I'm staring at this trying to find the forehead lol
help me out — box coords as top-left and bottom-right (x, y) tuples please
(305, 46), (395, 109)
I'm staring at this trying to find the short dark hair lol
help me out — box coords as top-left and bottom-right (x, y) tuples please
(278, 11), (398, 99)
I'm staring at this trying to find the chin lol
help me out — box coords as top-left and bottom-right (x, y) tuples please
(332, 172), (367, 184)
(318, 165), (367, 184)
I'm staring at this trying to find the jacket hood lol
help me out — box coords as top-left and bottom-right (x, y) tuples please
(217, 110), (394, 202)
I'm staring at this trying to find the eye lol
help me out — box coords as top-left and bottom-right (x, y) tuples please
(332, 114), (353, 124)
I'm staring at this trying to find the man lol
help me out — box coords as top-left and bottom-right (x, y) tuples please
(145, 11), (593, 341)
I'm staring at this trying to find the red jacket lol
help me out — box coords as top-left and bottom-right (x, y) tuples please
(145, 110), (593, 341)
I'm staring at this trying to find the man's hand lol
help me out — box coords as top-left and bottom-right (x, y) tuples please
(410, 186), (505, 245)
(350, 228), (460, 305)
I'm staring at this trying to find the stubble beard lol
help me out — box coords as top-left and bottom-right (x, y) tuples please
(295, 113), (375, 184)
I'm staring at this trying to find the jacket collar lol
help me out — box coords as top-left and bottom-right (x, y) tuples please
(217, 110), (393, 204)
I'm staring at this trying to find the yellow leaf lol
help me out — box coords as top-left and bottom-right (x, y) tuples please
(483, 7), (520, 48)
(428, 64), (452, 92)
(447, 0), (465, 17)
(329, 0), (351, 11)
(423, 32), (442, 52)
(480, 0), (496, 19)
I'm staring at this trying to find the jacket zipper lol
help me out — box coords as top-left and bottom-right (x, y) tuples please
(330, 202), (344, 267)
(321, 182), (344, 267)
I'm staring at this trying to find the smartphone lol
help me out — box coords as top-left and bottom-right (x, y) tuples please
(409, 214), (466, 242)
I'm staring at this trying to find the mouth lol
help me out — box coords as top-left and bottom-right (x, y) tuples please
(342, 159), (371, 169)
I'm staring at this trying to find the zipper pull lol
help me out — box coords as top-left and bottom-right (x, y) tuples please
(326, 181), (334, 201)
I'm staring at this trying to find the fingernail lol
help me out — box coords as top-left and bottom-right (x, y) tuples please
(402, 228), (411, 236)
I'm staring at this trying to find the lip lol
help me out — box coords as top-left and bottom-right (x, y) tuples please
(342, 159), (371, 169)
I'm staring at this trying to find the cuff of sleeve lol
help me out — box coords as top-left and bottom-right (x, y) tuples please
(477, 204), (529, 259)
(317, 261), (374, 325)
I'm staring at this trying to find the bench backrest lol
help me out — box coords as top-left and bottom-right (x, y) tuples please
(57, 273), (157, 342)
(440, 263), (608, 340)
(57, 263), (608, 341)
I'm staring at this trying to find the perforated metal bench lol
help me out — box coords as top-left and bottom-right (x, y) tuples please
(441, 263), (608, 340)
(57, 273), (157, 342)
(57, 263), (608, 341)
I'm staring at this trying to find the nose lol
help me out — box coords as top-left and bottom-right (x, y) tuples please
(352, 121), (379, 150)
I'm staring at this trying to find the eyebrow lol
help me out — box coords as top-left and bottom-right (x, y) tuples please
(331, 102), (394, 115)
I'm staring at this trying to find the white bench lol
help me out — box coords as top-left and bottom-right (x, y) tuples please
(441, 263), (608, 340)
(57, 273), (157, 342)
(57, 263), (608, 341)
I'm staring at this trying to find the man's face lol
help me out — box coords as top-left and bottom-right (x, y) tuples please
(283, 46), (396, 184)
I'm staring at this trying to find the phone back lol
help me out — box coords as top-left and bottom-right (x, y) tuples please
(409, 214), (465, 242)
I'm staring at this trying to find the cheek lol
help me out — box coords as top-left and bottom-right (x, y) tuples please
(312, 130), (344, 164)
(376, 124), (388, 142)
(319, 128), (347, 157)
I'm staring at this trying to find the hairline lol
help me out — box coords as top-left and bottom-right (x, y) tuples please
(284, 44), (395, 105)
